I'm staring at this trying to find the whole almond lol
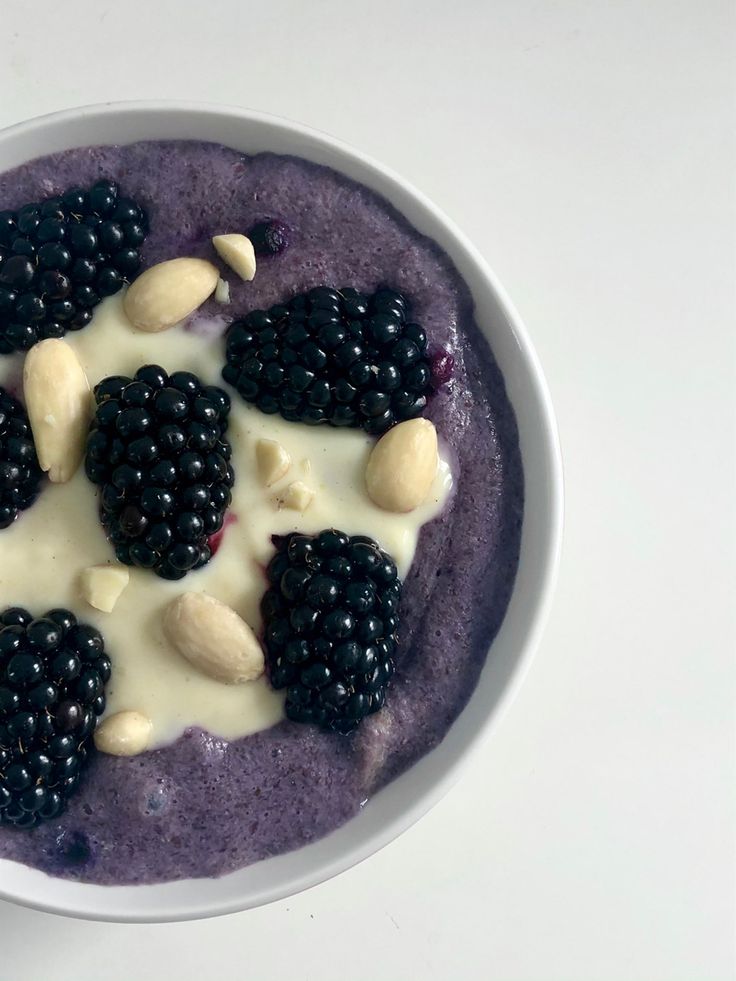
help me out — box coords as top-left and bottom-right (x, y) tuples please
(365, 418), (439, 512)
(23, 339), (92, 483)
(123, 257), (219, 332)
(94, 710), (152, 757)
(163, 592), (265, 684)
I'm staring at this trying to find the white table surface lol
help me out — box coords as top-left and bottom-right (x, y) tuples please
(0, 1), (733, 978)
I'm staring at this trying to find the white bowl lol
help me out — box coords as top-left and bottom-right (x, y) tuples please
(0, 102), (563, 922)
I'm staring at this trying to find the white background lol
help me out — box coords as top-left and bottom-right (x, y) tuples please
(0, 1), (733, 979)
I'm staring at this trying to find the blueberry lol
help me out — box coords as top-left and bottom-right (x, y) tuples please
(248, 219), (290, 256)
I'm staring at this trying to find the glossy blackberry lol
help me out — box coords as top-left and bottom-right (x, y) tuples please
(85, 365), (234, 580)
(0, 181), (149, 352)
(0, 607), (109, 828)
(261, 530), (400, 733)
(248, 219), (290, 256)
(223, 286), (432, 435)
(0, 386), (43, 529)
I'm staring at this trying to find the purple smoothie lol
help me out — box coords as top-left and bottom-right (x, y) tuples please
(0, 141), (523, 883)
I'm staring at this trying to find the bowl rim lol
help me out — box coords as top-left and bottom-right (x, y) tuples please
(0, 100), (563, 922)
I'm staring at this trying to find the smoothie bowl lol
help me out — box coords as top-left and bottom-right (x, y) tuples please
(0, 103), (561, 921)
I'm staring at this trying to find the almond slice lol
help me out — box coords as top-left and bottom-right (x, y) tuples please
(123, 257), (219, 332)
(94, 710), (152, 757)
(163, 592), (265, 684)
(23, 339), (92, 483)
(365, 418), (438, 512)
(212, 234), (257, 282)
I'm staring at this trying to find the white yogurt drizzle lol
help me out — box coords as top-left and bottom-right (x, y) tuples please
(0, 295), (452, 747)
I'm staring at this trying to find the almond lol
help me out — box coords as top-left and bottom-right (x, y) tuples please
(256, 438), (290, 486)
(123, 257), (219, 332)
(282, 480), (314, 512)
(365, 418), (438, 512)
(162, 592), (265, 684)
(94, 710), (152, 757)
(79, 564), (130, 613)
(214, 277), (231, 304)
(212, 233), (257, 282)
(23, 339), (91, 483)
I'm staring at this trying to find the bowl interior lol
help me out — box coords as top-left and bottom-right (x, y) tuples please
(0, 102), (562, 922)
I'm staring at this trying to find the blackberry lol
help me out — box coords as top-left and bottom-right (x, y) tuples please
(0, 386), (43, 529)
(0, 607), (110, 828)
(223, 286), (432, 435)
(85, 365), (234, 580)
(0, 180), (149, 353)
(261, 530), (400, 733)
(248, 219), (290, 256)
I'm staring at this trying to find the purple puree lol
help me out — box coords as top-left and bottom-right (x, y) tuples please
(0, 142), (523, 884)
